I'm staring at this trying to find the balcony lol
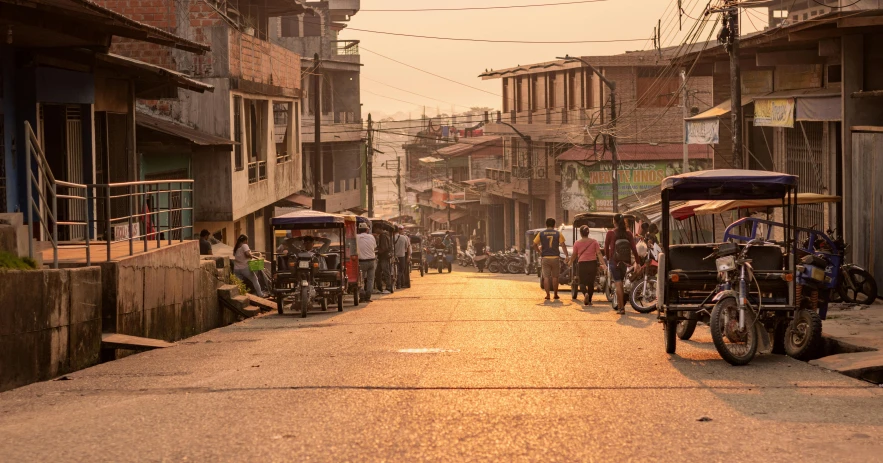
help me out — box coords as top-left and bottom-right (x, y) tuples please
(247, 161), (267, 184)
(332, 40), (360, 56)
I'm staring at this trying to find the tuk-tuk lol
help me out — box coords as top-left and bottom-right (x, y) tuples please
(568, 213), (635, 300)
(270, 210), (348, 318)
(427, 230), (455, 273)
(658, 169), (798, 365)
(525, 228), (546, 276)
(409, 234), (425, 277)
(372, 219), (398, 292)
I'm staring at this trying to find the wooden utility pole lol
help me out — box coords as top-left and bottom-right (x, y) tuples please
(312, 53), (325, 211)
(681, 69), (689, 172)
(366, 114), (374, 218)
(526, 136), (533, 229)
(726, 3), (743, 168)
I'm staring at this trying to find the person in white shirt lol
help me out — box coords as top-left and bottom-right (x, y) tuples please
(232, 234), (265, 298)
(356, 223), (377, 302)
(393, 226), (411, 289)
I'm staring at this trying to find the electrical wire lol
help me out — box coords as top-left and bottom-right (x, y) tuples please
(361, 0), (609, 12)
(345, 26), (649, 44)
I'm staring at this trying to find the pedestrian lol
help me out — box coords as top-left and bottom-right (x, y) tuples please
(393, 225), (411, 289)
(232, 234), (266, 298)
(199, 229), (213, 255)
(356, 223), (376, 302)
(474, 236), (487, 272)
(604, 214), (641, 314)
(533, 217), (569, 301)
(568, 225), (606, 306)
(376, 227), (393, 293)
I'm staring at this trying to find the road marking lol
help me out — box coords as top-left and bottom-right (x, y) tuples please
(397, 348), (460, 354)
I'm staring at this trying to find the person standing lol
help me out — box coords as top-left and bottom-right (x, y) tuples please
(393, 226), (411, 289)
(533, 218), (569, 301)
(232, 234), (265, 298)
(356, 223), (377, 302)
(199, 229), (213, 255)
(568, 225), (606, 306)
(604, 214), (641, 314)
(376, 227), (393, 293)
(474, 236), (487, 272)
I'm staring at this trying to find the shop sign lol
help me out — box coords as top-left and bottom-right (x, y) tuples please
(754, 98), (795, 128)
(685, 118), (719, 145)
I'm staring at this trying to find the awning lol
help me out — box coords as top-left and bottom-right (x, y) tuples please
(693, 193), (841, 216)
(685, 93), (769, 121)
(685, 94), (768, 144)
(428, 210), (468, 223)
(137, 112), (234, 147)
(754, 88), (842, 125)
(97, 53), (214, 93)
(419, 156), (445, 164)
(670, 201), (709, 221)
(444, 199), (480, 205)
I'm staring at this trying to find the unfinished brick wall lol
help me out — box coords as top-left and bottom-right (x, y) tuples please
(228, 31), (301, 91)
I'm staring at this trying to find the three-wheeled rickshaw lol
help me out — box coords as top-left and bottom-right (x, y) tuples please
(341, 215), (365, 306)
(270, 210), (349, 318)
(372, 219), (398, 292)
(525, 228), (546, 276)
(658, 169), (799, 365)
(409, 234), (425, 277)
(427, 230), (455, 273)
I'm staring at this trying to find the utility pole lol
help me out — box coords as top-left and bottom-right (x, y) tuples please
(713, 2), (744, 168)
(558, 55), (618, 212)
(681, 69), (689, 173)
(312, 53), (325, 211)
(396, 156), (403, 217)
(367, 113), (374, 218)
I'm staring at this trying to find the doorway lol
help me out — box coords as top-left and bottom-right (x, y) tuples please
(41, 104), (86, 241)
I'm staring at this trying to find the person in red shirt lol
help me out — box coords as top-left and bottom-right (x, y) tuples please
(604, 214), (641, 314)
(568, 225), (606, 306)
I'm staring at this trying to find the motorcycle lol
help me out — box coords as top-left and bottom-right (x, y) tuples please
(629, 240), (661, 313)
(505, 251), (526, 274)
(785, 253), (829, 360)
(487, 252), (506, 273)
(433, 247), (449, 273)
(823, 229), (878, 304)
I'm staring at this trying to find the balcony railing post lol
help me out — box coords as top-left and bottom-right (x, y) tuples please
(179, 182), (184, 242)
(105, 185), (112, 262)
(166, 182), (172, 246)
(142, 183), (148, 253)
(85, 186), (91, 267)
(128, 184), (134, 256)
(50, 182), (58, 269)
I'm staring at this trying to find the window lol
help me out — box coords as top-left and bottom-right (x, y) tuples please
(531, 75), (539, 110)
(233, 96), (243, 171)
(281, 15), (301, 37)
(502, 78), (510, 113)
(548, 72), (557, 109)
(636, 67), (679, 108)
(568, 70), (577, 110)
(827, 64), (842, 84)
(245, 99), (267, 183)
(274, 102), (292, 163)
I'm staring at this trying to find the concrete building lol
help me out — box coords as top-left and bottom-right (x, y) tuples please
(271, 0), (364, 214)
(95, 0), (310, 253)
(479, 49), (713, 250)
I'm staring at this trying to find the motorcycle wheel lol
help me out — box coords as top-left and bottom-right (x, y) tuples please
(710, 297), (758, 366)
(630, 279), (658, 313)
(337, 293), (344, 311)
(604, 278), (615, 302)
(838, 267), (878, 304)
(664, 314), (677, 354)
(676, 311), (698, 340)
(488, 262), (502, 273)
(420, 264), (424, 277)
(448, 262), (453, 273)
(785, 308), (823, 360)
(300, 287), (310, 318)
(506, 262), (522, 274)
(277, 296), (285, 315)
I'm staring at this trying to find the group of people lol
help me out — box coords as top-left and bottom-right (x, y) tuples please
(533, 214), (655, 314)
(356, 222), (413, 302)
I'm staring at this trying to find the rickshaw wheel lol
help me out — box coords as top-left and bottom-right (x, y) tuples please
(337, 293), (344, 312)
(785, 308), (823, 360)
(320, 297), (328, 311)
(447, 262), (452, 273)
(676, 312), (697, 340)
(710, 298), (758, 366)
(277, 296), (285, 315)
(353, 287), (360, 306)
(300, 287), (309, 318)
(571, 285), (578, 300)
(664, 314), (677, 354)
(420, 264), (424, 277)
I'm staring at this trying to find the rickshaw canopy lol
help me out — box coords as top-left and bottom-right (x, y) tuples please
(271, 210), (345, 228)
(572, 212), (635, 229)
(430, 230), (454, 237)
(693, 193), (841, 216)
(372, 219), (396, 233)
(661, 169), (798, 201)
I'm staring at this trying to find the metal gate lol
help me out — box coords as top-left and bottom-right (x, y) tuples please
(784, 121), (827, 229)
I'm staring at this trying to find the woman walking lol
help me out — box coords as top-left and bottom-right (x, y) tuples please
(569, 225), (606, 306)
(233, 234), (266, 298)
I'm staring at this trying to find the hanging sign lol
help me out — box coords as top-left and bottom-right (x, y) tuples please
(754, 98), (795, 128)
(685, 118), (720, 145)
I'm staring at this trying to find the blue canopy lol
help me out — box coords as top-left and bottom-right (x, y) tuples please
(271, 210), (344, 226)
(661, 169), (798, 201)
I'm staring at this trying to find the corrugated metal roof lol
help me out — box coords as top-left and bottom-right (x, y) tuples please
(137, 112), (234, 147)
(436, 136), (502, 157)
(100, 53), (214, 93)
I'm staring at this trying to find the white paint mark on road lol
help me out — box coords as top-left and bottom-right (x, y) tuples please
(397, 348), (460, 354)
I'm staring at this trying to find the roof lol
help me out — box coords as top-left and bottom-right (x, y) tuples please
(137, 112), (234, 147)
(661, 169), (798, 201)
(99, 53), (214, 93)
(756, 87), (841, 99)
(271, 209), (344, 226)
(428, 210), (468, 223)
(558, 143), (711, 162)
(419, 156), (445, 164)
(435, 136), (502, 157)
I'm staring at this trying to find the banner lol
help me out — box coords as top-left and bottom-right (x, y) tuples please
(754, 98), (795, 128)
(685, 118), (719, 145)
(561, 160), (708, 213)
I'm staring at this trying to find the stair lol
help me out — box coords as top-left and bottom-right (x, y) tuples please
(218, 285), (260, 318)
(247, 294), (277, 312)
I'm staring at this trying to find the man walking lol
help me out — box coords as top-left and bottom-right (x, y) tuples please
(376, 227), (393, 293)
(356, 223), (377, 303)
(393, 225), (411, 289)
(533, 218), (569, 301)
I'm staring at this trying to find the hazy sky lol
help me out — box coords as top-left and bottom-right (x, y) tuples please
(341, 0), (768, 119)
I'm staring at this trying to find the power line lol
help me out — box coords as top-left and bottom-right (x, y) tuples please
(361, 0), (609, 11)
(348, 27), (649, 44)
(362, 76), (474, 110)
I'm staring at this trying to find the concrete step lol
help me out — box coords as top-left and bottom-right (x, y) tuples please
(231, 295), (251, 310)
(217, 285), (240, 301)
(810, 350), (883, 384)
(247, 294), (277, 312)
(101, 333), (174, 351)
(218, 294), (259, 318)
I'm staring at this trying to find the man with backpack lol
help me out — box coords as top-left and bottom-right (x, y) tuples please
(604, 214), (641, 314)
(533, 217), (570, 301)
(376, 228), (393, 294)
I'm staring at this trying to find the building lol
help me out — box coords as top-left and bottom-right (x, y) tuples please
(94, 0), (311, 253)
(479, 49), (713, 250)
(679, 8), (883, 289)
(1, 0), (214, 262)
(271, 0), (364, 214)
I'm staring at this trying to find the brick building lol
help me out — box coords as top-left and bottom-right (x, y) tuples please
(95, 0), (310, 252)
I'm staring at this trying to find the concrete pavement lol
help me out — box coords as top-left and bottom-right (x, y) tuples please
(2, 267), (883, 462)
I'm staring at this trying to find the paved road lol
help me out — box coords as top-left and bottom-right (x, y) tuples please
(2, 268), (883, 462)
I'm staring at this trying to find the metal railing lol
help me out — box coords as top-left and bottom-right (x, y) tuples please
(24, 122), (194, 268)
(332, 40), (360, 56)
(248, 160), (268, 183)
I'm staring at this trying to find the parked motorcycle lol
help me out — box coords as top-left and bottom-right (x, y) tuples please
(822, 230), (878, 304)
(505, 251), (526, 274)
(629, 241), (661, 313)
(487, 252), (507, 273)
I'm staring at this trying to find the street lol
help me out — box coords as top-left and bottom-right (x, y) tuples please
(2, 268), (883, 462)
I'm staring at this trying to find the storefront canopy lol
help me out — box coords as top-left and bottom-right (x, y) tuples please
(693, 193), (841, 216)
(685, 94), (769, 145)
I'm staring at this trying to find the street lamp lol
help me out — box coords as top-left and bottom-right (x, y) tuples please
(494, 115), (534, 231)
(557, 55), (620, 213)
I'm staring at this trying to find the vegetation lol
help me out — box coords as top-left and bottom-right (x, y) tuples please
(229, 273), (247, 296)
(0, 251), (38, 270)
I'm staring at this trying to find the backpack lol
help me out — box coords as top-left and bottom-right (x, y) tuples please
(377, 233), (391, 256)
(614, 230), (632, 264)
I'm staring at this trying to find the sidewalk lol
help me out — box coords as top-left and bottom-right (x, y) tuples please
(810, 299), (883, 384)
